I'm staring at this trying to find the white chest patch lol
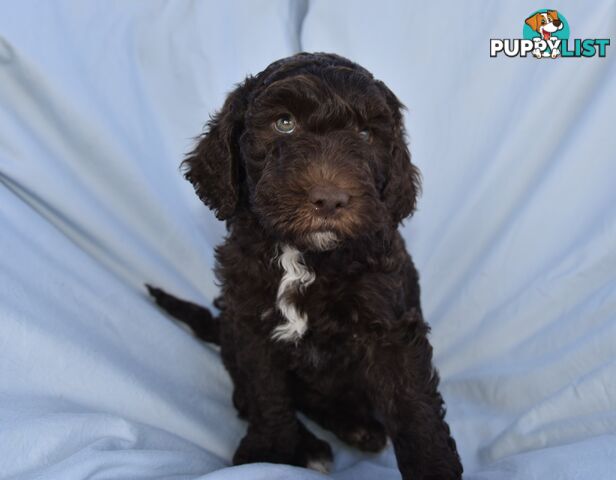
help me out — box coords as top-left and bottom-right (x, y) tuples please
(271, 244), (315, 342)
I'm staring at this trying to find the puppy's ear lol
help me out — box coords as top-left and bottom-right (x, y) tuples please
(376, 81), (422, 225)
(547, 10), (559, 21)
(182, 77), (255, 220)
(525, 13), (540, 32)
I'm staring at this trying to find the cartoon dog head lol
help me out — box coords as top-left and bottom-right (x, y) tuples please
(525, 10), (563, 40)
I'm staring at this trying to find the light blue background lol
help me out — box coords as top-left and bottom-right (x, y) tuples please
(0, 1), (615, 479)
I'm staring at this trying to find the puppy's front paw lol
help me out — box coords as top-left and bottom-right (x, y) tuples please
(233, 429), (297, 466)
(302, 432), (333, 473)
(551, 49), (561, 58)
(532, 49), (542, 59)
(233, 425), (333, 471)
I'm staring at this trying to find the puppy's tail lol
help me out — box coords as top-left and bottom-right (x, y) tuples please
(145, 284), (220, 345)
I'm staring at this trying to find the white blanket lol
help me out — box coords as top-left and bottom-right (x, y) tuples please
(1, 1), (614, 479)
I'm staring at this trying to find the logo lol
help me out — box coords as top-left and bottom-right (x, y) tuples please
(490, 9), (610, 59)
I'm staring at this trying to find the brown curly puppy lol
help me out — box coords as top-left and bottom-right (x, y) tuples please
(147, 52), (463, 480)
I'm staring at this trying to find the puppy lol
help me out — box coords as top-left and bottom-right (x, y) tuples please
(525, 10), (564, 58)
(148, 52), (463, 480)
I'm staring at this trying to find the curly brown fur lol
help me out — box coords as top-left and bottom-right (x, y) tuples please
(148, 52), (462, 479)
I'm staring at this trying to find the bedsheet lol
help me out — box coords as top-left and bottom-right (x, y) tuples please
(1, 1), (615, 479)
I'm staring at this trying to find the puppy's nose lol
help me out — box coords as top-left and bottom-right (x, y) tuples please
(309, 185), (350, 215)
(553, 19), (562, 27)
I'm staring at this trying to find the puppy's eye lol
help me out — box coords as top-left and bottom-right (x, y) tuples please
(541, 18), (546, 24)
(358, 129), (371, 142)
(274, 115), (296, 134)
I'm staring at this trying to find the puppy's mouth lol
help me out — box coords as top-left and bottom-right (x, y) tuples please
(542, 30), (551, 40)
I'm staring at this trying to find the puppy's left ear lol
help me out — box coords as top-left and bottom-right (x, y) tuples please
(377, 81), (422, 225)
(182, 77), (256, 220)
(547, 10), (559, 20)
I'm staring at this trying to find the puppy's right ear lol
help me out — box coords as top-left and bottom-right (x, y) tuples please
(525, 13), (540, 32)
(182, 78), (255, 220)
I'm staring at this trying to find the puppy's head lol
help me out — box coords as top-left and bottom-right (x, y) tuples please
(525, 10), (563, 38)
(183, 53), (420, 251)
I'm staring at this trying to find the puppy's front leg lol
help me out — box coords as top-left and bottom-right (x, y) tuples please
(365, 310), (463, 480)
(231, 337), (331, 469)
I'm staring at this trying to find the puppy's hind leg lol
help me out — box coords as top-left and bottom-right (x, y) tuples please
(291, 381), (387, 453)
(145, 284), (220, 344)
(301, 401), (387, 453)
